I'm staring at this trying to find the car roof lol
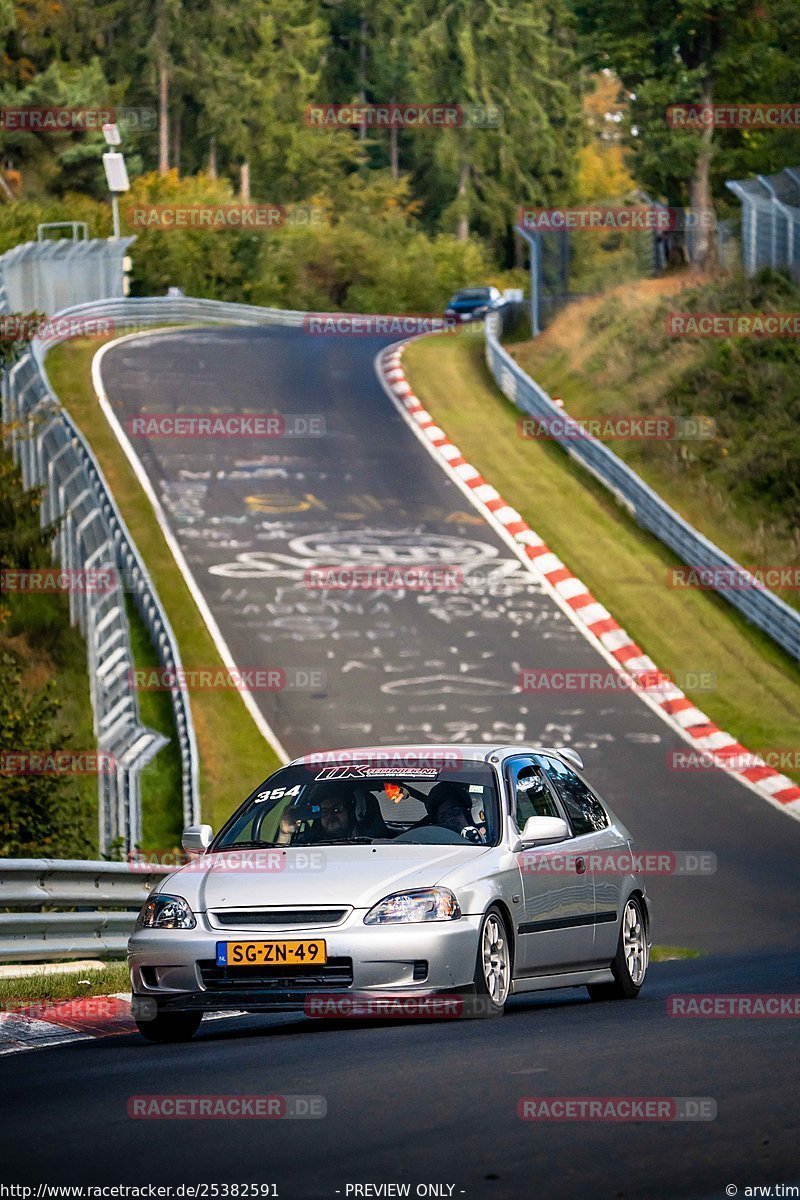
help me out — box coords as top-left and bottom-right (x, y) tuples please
(288, 743), (575, 766)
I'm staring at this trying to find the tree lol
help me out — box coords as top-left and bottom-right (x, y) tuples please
(572, 0), (795, 270)
(193, 0), (361, 203)
(408, 0), (581, 257)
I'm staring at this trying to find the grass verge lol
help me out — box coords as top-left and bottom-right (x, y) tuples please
(45, 337), (281, 835)
(403, 334), (800, 779)
(510, 271), (800, 610)
(650, 946), (702, 963)
(0, 962), (130, 1005)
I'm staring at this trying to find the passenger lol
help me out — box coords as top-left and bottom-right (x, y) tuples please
(425, 781), (484, 844)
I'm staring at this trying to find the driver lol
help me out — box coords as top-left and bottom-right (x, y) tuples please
(278, 787), (360, 844)
(424, 782), (484, 844)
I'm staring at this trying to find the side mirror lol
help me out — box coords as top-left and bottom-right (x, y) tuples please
(182, 824), (213, 855)
(519, 815), (569, 846)
(559, 748), (584, 771)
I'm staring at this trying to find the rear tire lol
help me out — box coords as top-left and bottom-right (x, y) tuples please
(587, 895), (648, 1001)
(471, 906), (511, 1017)
(135, 1011), (202, 1043)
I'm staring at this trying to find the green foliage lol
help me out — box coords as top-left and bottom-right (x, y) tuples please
(408, 0), (580, 249)
(666, 271), (800, 528)
(573, 0), (800, 212)
(0, 448), (95, 858)
(578, 269), (800, 538)
(0, 651), (93, 858)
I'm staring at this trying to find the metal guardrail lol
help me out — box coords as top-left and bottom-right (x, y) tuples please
(484, 322), (800, 663)
(727, 165), (800, 278)
(0, 859), (170, 962)
(1, 260), (305, 854)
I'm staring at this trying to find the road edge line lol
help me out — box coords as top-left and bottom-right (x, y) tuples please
(92, 330), (290, 764)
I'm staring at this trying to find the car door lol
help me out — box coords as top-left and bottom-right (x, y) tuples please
(538, 755), (624, 965)
(505, 755), (596, 974)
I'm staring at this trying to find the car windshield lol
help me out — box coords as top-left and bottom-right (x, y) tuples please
(214, 758), (501, 848)
(452, 288), (491, 301)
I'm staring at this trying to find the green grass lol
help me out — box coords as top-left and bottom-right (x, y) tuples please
(511, 271), (800, 611)
(1, 447), (97, 856)
(45, 338), (281, 833)
(4, 592), (98, 835)
(403, 334), (800, 778)
(0, 962), (130, 1005)
(650, 945), (702, 963)
(125, 596), (183, 851)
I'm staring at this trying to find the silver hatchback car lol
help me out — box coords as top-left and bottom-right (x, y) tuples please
(128, 744), (651, 1041)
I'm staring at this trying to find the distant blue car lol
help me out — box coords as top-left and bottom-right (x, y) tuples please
(445, 285), (507, 323)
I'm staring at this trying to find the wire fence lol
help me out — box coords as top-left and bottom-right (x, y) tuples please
(515, 196), (670, 336)
(726, 165), (800, 278)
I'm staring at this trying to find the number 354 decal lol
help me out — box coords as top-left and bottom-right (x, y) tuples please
(254, 784), (302, 803)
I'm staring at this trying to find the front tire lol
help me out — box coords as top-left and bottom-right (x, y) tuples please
(472, 906), (511, 1017)
(135, 1011), (202, 1043)
(587, 895), (648, 1001)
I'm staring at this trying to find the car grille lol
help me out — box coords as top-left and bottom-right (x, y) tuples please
(211, 908), (349, 928)
(199, 957), (353, 992)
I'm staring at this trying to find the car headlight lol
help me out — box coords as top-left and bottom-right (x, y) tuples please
(364, 887), (461, 925)
(136, 893), (196, 930)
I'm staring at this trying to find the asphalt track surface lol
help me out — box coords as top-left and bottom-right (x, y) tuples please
(4, 326), (796, 1197)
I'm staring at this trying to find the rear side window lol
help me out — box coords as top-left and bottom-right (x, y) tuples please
(540, 756), (608, 835)
(506, 758), (561, 833)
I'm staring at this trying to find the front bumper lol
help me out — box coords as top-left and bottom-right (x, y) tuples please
(128, 912), (483, 1014)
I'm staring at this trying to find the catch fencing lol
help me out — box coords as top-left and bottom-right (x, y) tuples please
(726, 165), (800, 278)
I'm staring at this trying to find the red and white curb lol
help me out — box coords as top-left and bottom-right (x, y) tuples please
(377, 342), (800, 822)
(0, 995), (249, 1055)
(0, 994), (136, 1055)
